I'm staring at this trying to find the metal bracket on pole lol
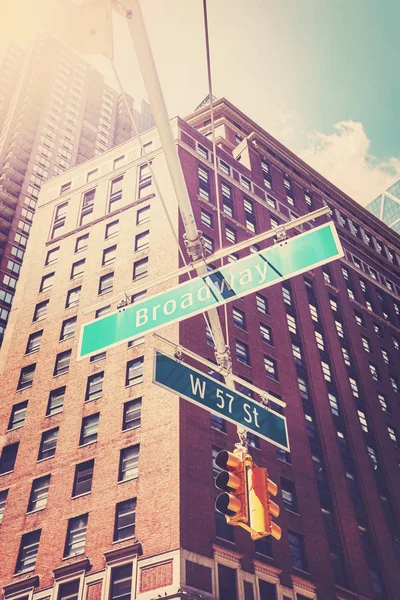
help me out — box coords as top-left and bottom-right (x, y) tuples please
(215, 346), (232, 377)
(174, 346), (183, 361)
(273, 224), (288, 243)
(183, 232), (205, 262)
(235, 428), (248, 450)
(260, 393), (270, 407)
(117, 293), (130, 312)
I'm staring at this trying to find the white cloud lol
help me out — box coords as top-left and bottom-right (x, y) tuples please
(299, 121), (400, 206)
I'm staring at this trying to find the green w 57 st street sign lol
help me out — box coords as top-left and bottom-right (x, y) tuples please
(153, 351), (289, 450)
(78, 222), (343, 359)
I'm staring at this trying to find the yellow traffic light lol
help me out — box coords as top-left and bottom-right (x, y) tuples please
(248, 466), (281, 540)
(215, 449), (249, 525)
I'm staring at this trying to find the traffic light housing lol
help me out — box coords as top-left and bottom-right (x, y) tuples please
(248, 466), (281, 540)
(215, 449), (249, 525)
(215, 448), (281, 540)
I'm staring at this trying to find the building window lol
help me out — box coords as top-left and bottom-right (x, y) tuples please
(60, 181), (71, 194)
(367, 446), (378, 469)
(54, 349), (71, 376)
(287, 313), (297, 334)
(99, 272), (114, 294)
(110, 564), (133, 600)
(264, 356), (277, 380)
(378, 393), (389, 413)
(137, 205), (150, 225)
(15, 529), (41, 573)
(71, 259), (85, 279)
(259, 323), (273, 345)
(369, 363), (380, 381)
(240, 175), (251, 190)
(202, 234), (214, 254)
(236, 340), (250, 365)
(85, 372), (104, 402)
(281, 478), (298, 512)
(38, 428), (59, 460)
(17, 363), (36, 390)
(225, 225), (237, 244)
(315, 330), (325, 351)
(75, 233), (89, 252)
(109, 176), (123, 212)
(28, 475), (51, 512)
(113, 156), (125, 170)
(135, 230), (149, 252)
(218, 564), (237, 600)
(8, 401), (28, 430)
(284, 177), (294, 204)
(381, 348), (390, 364)
(321, 361), (332, 382)
(354, 311), (365, 326)
(95, 305), (111, 319)
(255, 537), (273, 557)
(341, 346), (352, 367)
(329, 296), (338, 312)
(201, 209), (213, 228)
(66, 286), (81, 308)
(119, 445), (139, 481)
(47, 386), (65, 416)
(123, 398), (142, 430)
(58, 580), (80, 600)
(349, 377), (359, 398)
(80, 413), (99, 446)
(282, 285), (292, 305)
(133, 258), (148, 280)
(80, 189), (95, 225)
(0, 442), (19, 474)
(114, 498), (136, 541)
(361, 336), (371, 352)
(329, 393), (339, 416)
(26, 330), (43, 354)
(288, 530), (308, 571)
(45, 246), (59, 265)
(256, 293), (268, 314)
(388, 426), (398, 445)
(126, 357), (144, 386)
(232, 307), (246, 330)
(73, 460), (94, 497)
(87, 169), (98, 182)
(219, 159), (230, 175)
(309, 303), (319, 321)
(40, 272), (55, 293)
(211, 413), (226, 432)
(261, 160), (272, 189)
(392, 336), (399, 350)
(106, 220), (119, 239)
(0, 490), (8, 524)
(60, 316), (77, 340)
(335, 320), (344, 338)
(64, 514), (88, 557)
(357, 410), (369, 433)
(90, 352), (106, 363)
(198, 166), (210, 200)
(391, 376), (399, 393)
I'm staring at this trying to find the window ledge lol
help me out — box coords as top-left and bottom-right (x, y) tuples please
(78, 441), (97, 449)
(16, 385), (33, 392)
(118, 476), (138, 485)
(112, 535), (136, 545)
(37, 455), (55, 464)
(26, 507), (45, 516)
(72, 491), (91, 500)
(0, 469), (14, 477)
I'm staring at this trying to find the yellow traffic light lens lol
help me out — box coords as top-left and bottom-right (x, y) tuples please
(215, 492), (241, 517)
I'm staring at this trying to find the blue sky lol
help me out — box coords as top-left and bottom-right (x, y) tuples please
(3, 0), (400, 204)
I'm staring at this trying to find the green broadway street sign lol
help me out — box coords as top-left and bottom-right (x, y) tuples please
(153, 351), (289, 450)
(78, 221), (343, 359)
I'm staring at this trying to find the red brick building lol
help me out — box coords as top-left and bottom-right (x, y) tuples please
(0, 98), (399, 600)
